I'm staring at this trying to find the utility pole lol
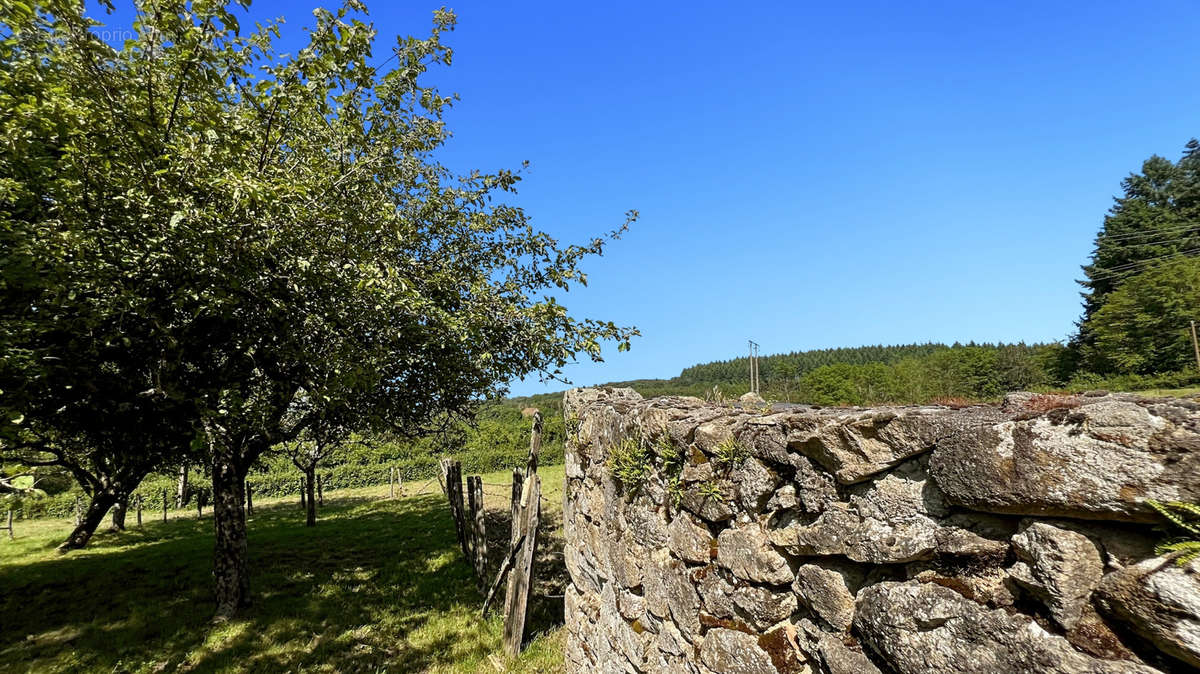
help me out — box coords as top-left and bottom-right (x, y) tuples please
(747, 340), (760, 394)
(1191, 320), (1200, 371)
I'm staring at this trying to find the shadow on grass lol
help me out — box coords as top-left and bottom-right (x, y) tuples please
(0, 492), (556, 673)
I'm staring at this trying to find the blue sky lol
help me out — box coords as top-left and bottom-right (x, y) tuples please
(93, 1), (1200, 396)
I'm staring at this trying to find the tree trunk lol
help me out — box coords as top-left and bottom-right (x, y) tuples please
(176, 465), (189, 508)
(110, 494), (128, 531)
(305, 466), (316, 527)
(59, 491), (118, 551)
(212, 446), (249, 619)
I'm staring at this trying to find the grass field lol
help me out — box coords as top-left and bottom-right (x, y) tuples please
(0, 465), (568, 673)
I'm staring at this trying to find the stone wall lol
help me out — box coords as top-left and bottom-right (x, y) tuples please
(561, 388), (1200, 674)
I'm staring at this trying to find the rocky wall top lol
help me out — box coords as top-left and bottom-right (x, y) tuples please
(561, 388), (1200, 674)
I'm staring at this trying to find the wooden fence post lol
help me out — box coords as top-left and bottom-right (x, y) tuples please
(502, 475), (541, 656)
(389, 466), (395, 499)
(437, 459), (449, 496)
(162, 488), (167, 522)
(526, 411), (543, 476)
(466, 476), (487, 590)
(136, 494), (143, 527)
(6, 510), (12, 540)
(449, 462), (469, 558)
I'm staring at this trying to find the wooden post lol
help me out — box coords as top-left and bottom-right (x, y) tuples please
(6, 510), (12, 540)
(397, 470), (403, 497)
(526, 411), (543, 477)
(449, 462), (469, 558)
(246, 482), (254, 516)
(510, 469), (524, 547)
(503, 475), (541, 656)
(162, 488), (168, 522)
(438, 458), (452, 497)
(1191, 320), (1200, 371)
(390, 466), (396, 499)
(136, 494), (143, 527)
(466, 476), (487, 590)
(317, 474), (324, 506)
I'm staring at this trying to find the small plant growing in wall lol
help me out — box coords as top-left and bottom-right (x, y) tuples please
(696, 480), (725, 503)
(712, 436), (749, 469)
(607, 435), (652, 492)
(658, 434), (685, 509)
(1148, 500), (1200, 565)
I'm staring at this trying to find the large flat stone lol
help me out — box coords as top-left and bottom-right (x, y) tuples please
(855, 581), (1161, 674)
(930, 397), (1200, 522)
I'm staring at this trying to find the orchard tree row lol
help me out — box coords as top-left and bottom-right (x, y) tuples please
(0, 0), (634, 618)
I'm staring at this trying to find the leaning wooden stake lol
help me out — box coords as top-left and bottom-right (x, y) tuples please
(437, 458), (451, 497)
(482, 531), (525, 615)
(503, 475), (541, 656)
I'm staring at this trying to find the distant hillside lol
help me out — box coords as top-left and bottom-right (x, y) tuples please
(506, 341), (1071, 408)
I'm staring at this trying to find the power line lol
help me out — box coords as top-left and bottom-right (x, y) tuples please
(1086, 248), (1200, 282)
(1099, 224), (1200, 241)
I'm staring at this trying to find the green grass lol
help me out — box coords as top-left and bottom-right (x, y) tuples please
(0, 465), (567, 673)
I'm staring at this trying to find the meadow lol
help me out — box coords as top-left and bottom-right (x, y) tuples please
(0, 466), (568, 673)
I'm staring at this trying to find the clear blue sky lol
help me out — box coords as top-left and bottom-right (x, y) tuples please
(93, 1), (1200, 396)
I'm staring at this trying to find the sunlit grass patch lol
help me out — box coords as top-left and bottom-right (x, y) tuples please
(0, 465), (567, 673)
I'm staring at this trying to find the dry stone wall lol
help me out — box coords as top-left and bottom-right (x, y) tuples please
(562, 387), (1200, 674)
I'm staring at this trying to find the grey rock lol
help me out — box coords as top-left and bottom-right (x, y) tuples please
(785, 406), (1001, 484)
(794, 618), (882, 674)
(854, 581), (1161, 674)
(669, 512), (714, 565)
(769, 458), (998, 564)
(931, 397), (1200, 522)
(766, 484), (798, 511)
(732, 583), (799, 630)
(1009, 522), (1105, 630)
(663, 555), (702, 642)
(695, 566), (736, 619)
(679, 484), (735, 523)
(732, 457), (782, 511)
(739, 391), (767, 406)
(699, 628), (776, 674)
(717, 522), (794, 585)
(793, 563), (859, 632)
(1095, 555), (1200, 669)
